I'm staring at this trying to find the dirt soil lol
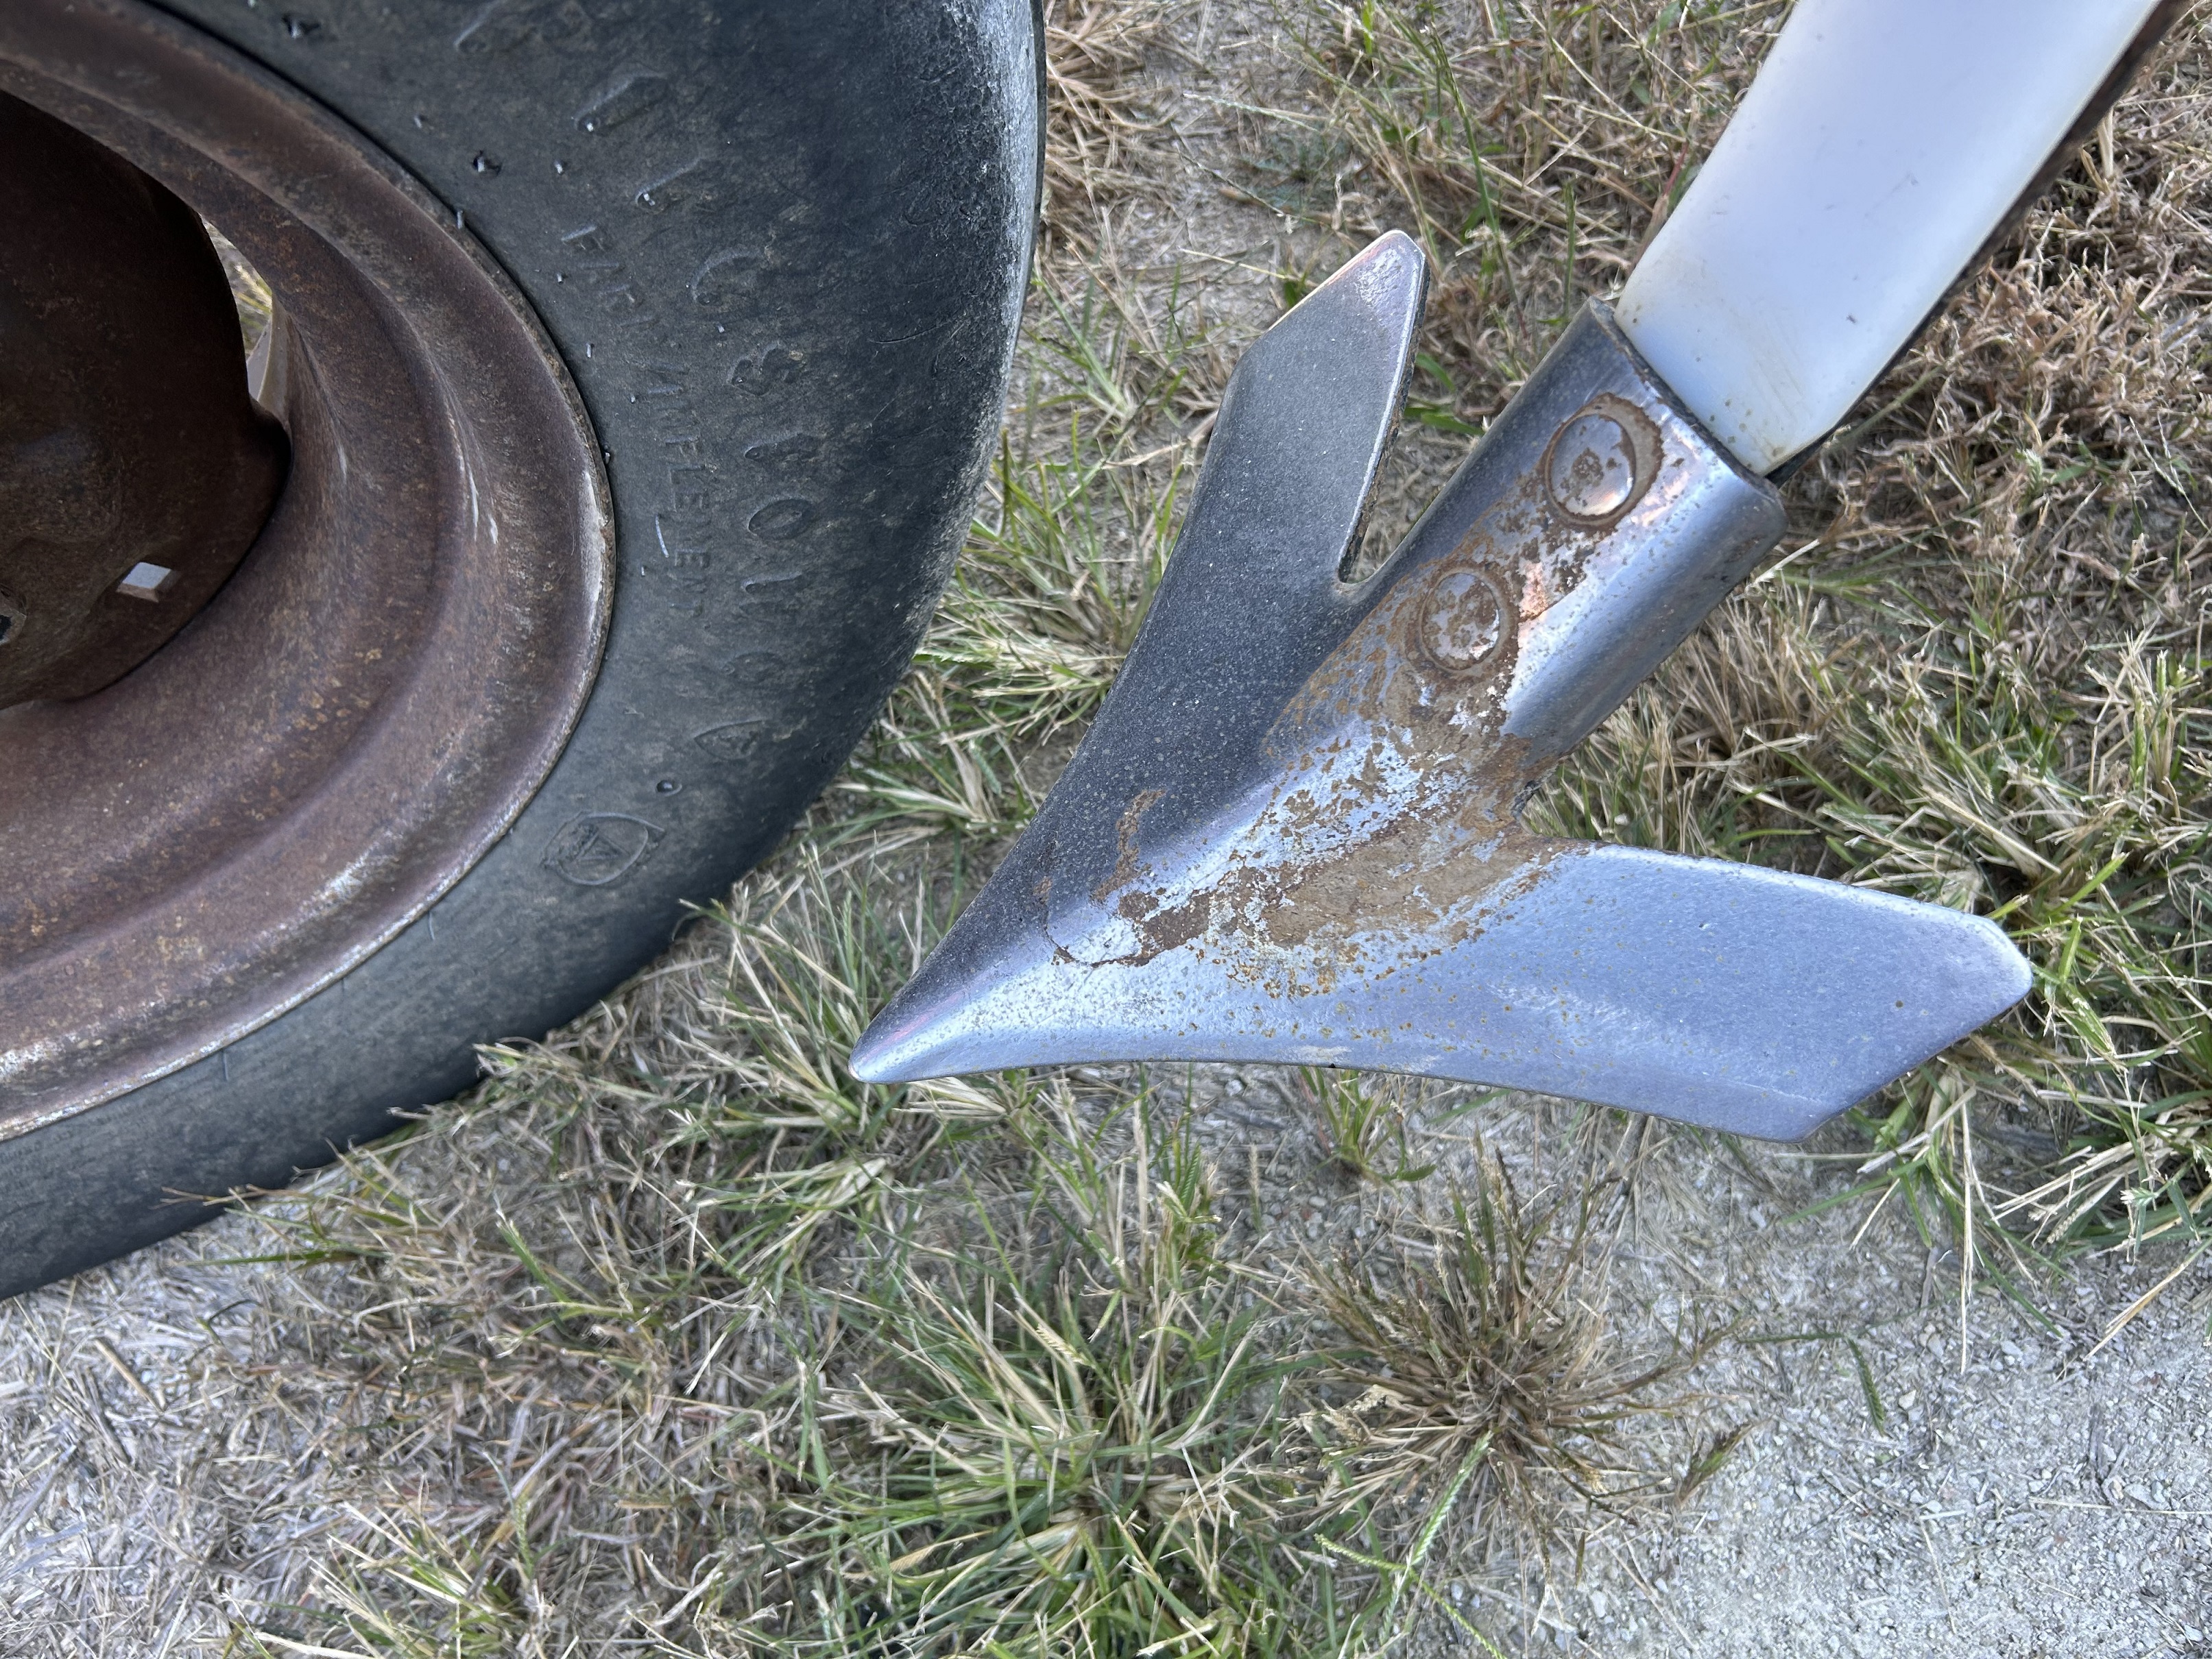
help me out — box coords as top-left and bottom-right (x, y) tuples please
(1163, 1062), (2212, 1658)
(4, 3), (2211, 1655)
(9, 1085), (2204, 1654)
(1107, 6), (2212, 1644)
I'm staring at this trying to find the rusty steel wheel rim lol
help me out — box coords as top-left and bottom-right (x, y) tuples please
(0, 0), (613, 1132)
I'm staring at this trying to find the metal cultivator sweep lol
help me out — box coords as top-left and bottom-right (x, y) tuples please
(0, 0), (2183, 1292)
(854, 0), (2183, 1141)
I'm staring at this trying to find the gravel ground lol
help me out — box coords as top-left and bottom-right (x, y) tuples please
(1171, 1068), (2212, 1656)
(1550, 1150), (2212, 1658)
(8, 1080), (2207, 1654)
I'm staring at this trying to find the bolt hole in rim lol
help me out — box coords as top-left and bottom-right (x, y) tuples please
(0, 0), (612, 1134)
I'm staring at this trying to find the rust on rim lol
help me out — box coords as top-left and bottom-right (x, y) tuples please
(0, 91), (289, 710)
(0, 0), (613, 1131)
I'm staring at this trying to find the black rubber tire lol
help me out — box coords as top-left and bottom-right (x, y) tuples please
(0, 1), (1041, 1296)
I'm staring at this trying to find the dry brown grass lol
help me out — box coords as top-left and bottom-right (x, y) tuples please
(1275, 1), (1782, 415)
(10, 4), (2212, 1654)
(1302, 1144), (1718, 1552)
(1269, 1), (2212, 1270)
(1041, 0), (1175, 251)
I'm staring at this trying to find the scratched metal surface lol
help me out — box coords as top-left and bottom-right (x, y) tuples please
(854, 234), (2030, 1138)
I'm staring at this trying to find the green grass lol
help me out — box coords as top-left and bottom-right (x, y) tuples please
(738, 1095), (1336, 1657)
(1301, 1141), (1720, 1553)
(1286, 0), (2212, 1278)
(1298, 1069), (1436, 1187)
(203, 3), (2212, 1651)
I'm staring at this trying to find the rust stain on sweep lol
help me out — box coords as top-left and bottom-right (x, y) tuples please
(1083, 417), (1674, 978)
(1093, 788), (1164, 904)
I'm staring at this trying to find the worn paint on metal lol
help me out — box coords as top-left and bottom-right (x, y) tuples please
(852, 233), (2032, 1139)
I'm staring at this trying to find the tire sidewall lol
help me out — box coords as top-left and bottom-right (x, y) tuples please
(0, 0), (1040, 1294)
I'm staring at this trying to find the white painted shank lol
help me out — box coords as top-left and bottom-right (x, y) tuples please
(1615, 0), (2161, 474)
